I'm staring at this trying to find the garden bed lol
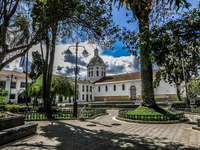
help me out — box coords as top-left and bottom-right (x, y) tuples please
(118, 106), (187, 123)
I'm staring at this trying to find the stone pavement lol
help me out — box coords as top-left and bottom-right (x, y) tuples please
(0, 110), (200, 150)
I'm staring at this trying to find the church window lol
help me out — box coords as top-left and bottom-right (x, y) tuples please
(89, 72), (90, 77)
(91, 71), (93, 77)
(86, 86), (88, 92)
(82, 85), (84, 92)
(96, 71), (99, 76)
(90, 86), (92, 92)
(105, 85), (108, 91)
(98, 86), (100, 92)
(122, 84), (125, 90)
(113, 85), (116, 91)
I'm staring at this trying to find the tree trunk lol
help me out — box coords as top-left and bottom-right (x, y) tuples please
(176, 84), (182, 101)
(138, 16), (156, 107)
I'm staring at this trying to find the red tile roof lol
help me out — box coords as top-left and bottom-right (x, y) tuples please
(0, 70), (27, 78)
(95, 70), (159, 83)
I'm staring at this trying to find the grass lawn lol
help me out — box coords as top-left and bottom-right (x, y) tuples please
(127, 106), (175, 115)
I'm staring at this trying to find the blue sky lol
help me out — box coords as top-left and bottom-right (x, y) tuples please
(4, 1), (200, 80)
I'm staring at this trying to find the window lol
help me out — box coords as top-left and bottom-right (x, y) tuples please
(91, 71), (93, 77)
(96, 71), (99, 76)
(113, 85), (116, 91)
(11, 82), (16, 89)
(90, 94), (92, 100)
(20, 82), (25, 88)
(82, 94), (84, 100)
(10, 94), (15, 99)
(98, 86), (100, 92)
(86, 86), (88, 92)
(96, 67), (98, 69)
(89, 72), (90, 77)
(90, 86), (92, 92)
(104, 72), (106, 76)
(102, 71), (103, 76)
(105, 85), (108, 91)
(82, 85), (84, 92)
(86, 94), (89, 101)
(122, 84), (125, 90)
(89, 68), (90, 70)
(0, 81), (6, 88)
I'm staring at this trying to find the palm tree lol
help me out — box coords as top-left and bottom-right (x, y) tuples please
(112, 0), (189, 107)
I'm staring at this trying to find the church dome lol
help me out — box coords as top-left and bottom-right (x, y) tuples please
(87, 48), (106, 67)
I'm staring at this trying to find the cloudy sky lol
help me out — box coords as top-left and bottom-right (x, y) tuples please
(3, 1), (199, 80)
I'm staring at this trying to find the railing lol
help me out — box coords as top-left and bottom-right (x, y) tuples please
(18, 108), (107, 120)
(169, 108), (200, 114)
(118, 110), (185, 121)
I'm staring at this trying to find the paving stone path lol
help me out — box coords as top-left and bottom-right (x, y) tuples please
(0, 110), (200, 150)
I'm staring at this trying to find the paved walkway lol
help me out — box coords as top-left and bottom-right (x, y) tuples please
(0, 110), (200, 150)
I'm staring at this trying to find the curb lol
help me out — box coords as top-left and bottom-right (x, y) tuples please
(116, 116), (189, 124)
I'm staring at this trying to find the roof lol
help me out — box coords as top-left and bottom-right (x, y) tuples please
(87, 55), (106, 67)
(95, 70), (159, 84)
(0, 70), (27, 78)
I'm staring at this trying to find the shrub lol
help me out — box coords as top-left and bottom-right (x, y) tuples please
(5, 104), (19, 113)
(172, 101), (186, 104)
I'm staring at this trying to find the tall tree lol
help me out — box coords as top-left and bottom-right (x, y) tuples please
(150, 6), (200, 100)
(29, 51), (44, 82)
(31, 0), (117, 113)
(112, 0), (190, 107)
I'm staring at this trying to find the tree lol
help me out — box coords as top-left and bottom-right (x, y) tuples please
(188, 78), (200, 99)
(31, 0), (117, 113)
(27, 75), (75, 107)
(112, 0), (190, 107)
(29, 51), (44, 82)
(150, 6), (200, 100)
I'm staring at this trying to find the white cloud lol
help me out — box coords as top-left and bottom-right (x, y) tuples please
(3, 41), (141, 80)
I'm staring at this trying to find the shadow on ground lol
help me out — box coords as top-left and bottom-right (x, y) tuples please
(4, 119), (198, 150)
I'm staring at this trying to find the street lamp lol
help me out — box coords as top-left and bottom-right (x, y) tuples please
(65, 42), (89, 118)
(181, 54), (189, 107)
(7, 74), (17, 104)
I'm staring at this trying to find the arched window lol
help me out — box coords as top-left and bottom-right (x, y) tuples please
(82, 85), (84, 92)
(105, 85), (108, 91)
(113, 85), (116, 91)
(86, 86), (88, 92)
(122, 84), (125, 90)
(89, 71), (90, 77)
(91, 71), (93, 77)
(98, 86), (100, 92)
(96, 71), (99, 76)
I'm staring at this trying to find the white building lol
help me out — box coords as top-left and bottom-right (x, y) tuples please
(0, 49), (178, 104)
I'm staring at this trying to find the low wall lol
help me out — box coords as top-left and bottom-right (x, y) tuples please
(0, 122), (37, 145)
(0, 112), (24, 130)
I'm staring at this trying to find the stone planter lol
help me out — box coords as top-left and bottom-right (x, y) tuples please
(0, 112), (37, 145)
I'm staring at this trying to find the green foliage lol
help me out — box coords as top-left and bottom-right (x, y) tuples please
(0, 88), (9, 111)
(5, 104), (19, 113)
(188, 78), (200, 98)
(127, 106), (175, 115)
(172, 101), (186, 104)
(29, 51), (43, 81)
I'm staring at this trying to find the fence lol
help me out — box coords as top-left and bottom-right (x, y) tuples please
(168, 108), (200, 114)
(19, 108), (106, 120)
(118, 110), (185, 121)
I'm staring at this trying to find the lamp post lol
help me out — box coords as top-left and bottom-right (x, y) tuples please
(65, 42), (88, 118)
(7, 74), (17, 104)
(181, 54), (189, 107)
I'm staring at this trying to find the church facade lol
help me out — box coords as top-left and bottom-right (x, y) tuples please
(0, 49), (178, 104)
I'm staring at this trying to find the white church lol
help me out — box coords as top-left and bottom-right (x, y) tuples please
(0, 48), (178, 104)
